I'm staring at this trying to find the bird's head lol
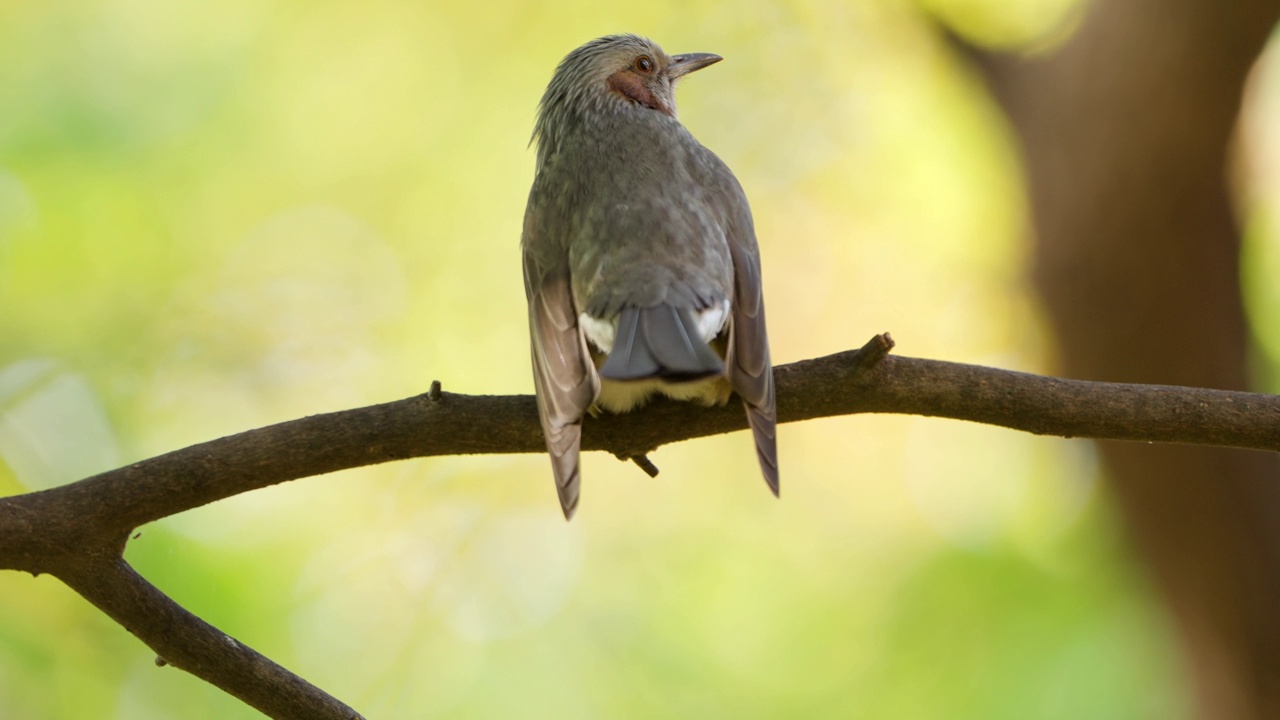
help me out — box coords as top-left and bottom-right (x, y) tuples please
(533, 35), (722, 155)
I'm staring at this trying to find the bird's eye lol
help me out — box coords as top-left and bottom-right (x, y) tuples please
(633, 56), (654, 74)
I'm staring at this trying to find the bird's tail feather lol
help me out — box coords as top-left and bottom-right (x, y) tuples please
(599, 305), (724, 382)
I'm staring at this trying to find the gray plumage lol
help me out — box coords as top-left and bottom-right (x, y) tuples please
(522, 34), (778, 518)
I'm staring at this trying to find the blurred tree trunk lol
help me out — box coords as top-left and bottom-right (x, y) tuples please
(980, 1), (1280, 718)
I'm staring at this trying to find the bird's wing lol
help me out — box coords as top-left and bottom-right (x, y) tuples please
(523, 246), (598, 518)
(724, 202), (779, 496)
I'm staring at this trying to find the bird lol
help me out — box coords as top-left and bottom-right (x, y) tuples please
(521, 34), (777, 519)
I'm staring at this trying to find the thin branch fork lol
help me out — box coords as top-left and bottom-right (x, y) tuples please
(1, 333), (1278, 719)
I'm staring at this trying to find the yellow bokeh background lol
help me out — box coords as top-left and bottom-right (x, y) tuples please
(7, 1), (1278, 717)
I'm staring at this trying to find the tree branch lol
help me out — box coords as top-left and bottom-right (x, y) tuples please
(2, 333), (1278, 717)
(58, 557), (364, 720)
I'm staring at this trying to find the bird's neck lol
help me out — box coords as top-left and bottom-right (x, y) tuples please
(535, 97), (682, 172)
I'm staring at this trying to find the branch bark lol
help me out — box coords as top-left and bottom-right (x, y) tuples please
(59, 557), (364, 720)
(2, 334), (1278, 717)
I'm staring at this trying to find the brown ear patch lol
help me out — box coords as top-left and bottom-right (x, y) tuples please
(607, 71), (671, 116)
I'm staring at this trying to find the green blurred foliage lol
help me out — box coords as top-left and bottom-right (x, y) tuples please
(1242, 32), (1280, 393)
(12, 0), (1278, 717)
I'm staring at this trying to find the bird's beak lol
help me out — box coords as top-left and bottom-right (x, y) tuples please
(667, 52), (723, 79)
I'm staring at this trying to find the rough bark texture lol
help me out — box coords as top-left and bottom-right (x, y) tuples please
(4, 335), (1280, 716)
(979, 1), (1280, 716)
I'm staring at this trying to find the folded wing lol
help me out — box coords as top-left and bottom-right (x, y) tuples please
(524, 250), (598, 518)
